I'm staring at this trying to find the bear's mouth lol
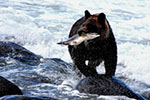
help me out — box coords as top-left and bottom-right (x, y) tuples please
(57, 33), (100, 46)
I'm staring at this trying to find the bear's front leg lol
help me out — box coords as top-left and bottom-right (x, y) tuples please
(104, 54), (117, 76)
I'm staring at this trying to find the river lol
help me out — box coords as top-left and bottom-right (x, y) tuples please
(0, 0), (150, 100)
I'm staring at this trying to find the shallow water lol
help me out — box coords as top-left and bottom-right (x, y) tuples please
(0, 0), (150, 99)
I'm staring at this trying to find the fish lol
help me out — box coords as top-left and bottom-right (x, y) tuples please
(57, 33), (100, 46)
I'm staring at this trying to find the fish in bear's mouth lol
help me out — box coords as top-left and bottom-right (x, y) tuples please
(57, 33), (100, 46)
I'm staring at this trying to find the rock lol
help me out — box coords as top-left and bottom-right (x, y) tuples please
(0, 41), (41, 66)
(0, 95), (58, 100)
(76, 74), (147, 100)
(0, 57), (77, 95)
(0, 76), (23, 97)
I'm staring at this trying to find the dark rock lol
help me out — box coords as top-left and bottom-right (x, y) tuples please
(0, 76), (23, 97)
(0, 41), (41, 66)
(0, 95), (58, 100)
(76, 74), (147, 100)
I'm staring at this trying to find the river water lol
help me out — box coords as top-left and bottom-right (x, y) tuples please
(0, 0), (150, 100)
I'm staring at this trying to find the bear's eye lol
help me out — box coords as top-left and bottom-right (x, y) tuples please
(86, 24), (98, 32)
(87, 24), (93, 29)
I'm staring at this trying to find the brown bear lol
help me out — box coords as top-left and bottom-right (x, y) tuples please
(59, 10), (117, 77)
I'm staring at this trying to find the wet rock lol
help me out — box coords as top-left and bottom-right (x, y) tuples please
(0, 95), (58, 100)
(0, 41), (41, 66)
(0, 76), (23, 97)
(76, 74), (147, 100)
(0, 57), (77, 96)
(31, 58), (77, 85)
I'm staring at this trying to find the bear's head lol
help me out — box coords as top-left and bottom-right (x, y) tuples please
(57, 10), (110, 46)
(78, 10), (110, 39)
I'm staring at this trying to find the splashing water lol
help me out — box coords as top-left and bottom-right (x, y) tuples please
(0, 0), (150, 99)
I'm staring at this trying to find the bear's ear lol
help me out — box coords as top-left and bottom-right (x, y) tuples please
(85, 10), (91, 19)
(98, 13), (106, 28)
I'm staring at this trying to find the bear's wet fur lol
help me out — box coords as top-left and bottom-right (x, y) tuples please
(68, 10), (117, 77)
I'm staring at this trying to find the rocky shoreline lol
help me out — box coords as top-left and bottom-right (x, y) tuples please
(0, 41), (148, 100)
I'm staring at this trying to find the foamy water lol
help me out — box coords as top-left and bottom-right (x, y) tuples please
(0, 0), (150, 99)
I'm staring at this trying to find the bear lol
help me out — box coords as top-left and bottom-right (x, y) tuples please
(68, 10), (117, 77)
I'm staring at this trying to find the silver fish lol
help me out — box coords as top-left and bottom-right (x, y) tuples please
(57, 33), (100, 46)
